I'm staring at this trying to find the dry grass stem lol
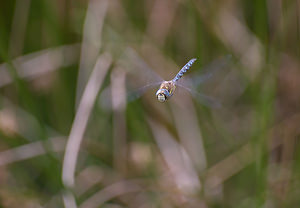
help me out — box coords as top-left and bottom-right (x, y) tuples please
(76, 0), (109, 107)
(62, 53), (112, 189)
(0, 44), (80, 87)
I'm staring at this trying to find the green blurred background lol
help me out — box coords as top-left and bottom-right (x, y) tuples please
(0, 0), (300, 207)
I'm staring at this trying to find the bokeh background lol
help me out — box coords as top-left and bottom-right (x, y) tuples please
(0, 0), (300, 207)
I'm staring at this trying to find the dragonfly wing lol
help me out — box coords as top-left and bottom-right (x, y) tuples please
(118, 48), (165, 102)
(100, 81), (161, 109)
(177, 84), (221, 108)
(127, 81), (162, 102)
(123, 48), (164, 84)
(178, 54), (232, 88)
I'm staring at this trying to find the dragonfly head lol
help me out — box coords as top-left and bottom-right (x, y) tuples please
(156, 88), (170, 102)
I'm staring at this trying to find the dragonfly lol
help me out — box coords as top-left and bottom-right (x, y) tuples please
(124, 49), (231, 108)
(155, 58), (197, 102)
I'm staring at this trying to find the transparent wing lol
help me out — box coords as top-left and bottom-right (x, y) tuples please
(121, 48), (165, 101)
(178, 54), (232, 88)
(100, 81), (161, 109)
(100, 48), (164, 108)
(174, 55), (232, 108)
(177, 84), (221, 108)
(122, 48), (164, 84)
(127, 81), (162, 102)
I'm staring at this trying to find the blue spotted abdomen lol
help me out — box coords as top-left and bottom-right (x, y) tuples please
(173, 58), (197, 82)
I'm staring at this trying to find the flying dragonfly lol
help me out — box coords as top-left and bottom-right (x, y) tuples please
(155, 58), (197, 102)
(124, 49), (231, 108)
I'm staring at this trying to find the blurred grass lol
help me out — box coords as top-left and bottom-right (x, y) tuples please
(0, 0), (299, 207)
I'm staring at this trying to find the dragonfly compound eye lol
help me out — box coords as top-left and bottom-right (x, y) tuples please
(157, 93), (166, 102)
(156, 88), (170, 102)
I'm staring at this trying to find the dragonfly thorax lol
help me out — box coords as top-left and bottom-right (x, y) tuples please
(156, 81), (176, 102)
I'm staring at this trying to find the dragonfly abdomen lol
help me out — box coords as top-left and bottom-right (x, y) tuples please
(173, 58), (197, 82)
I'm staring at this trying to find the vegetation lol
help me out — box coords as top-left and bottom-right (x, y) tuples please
(0, 0), (299, 207)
